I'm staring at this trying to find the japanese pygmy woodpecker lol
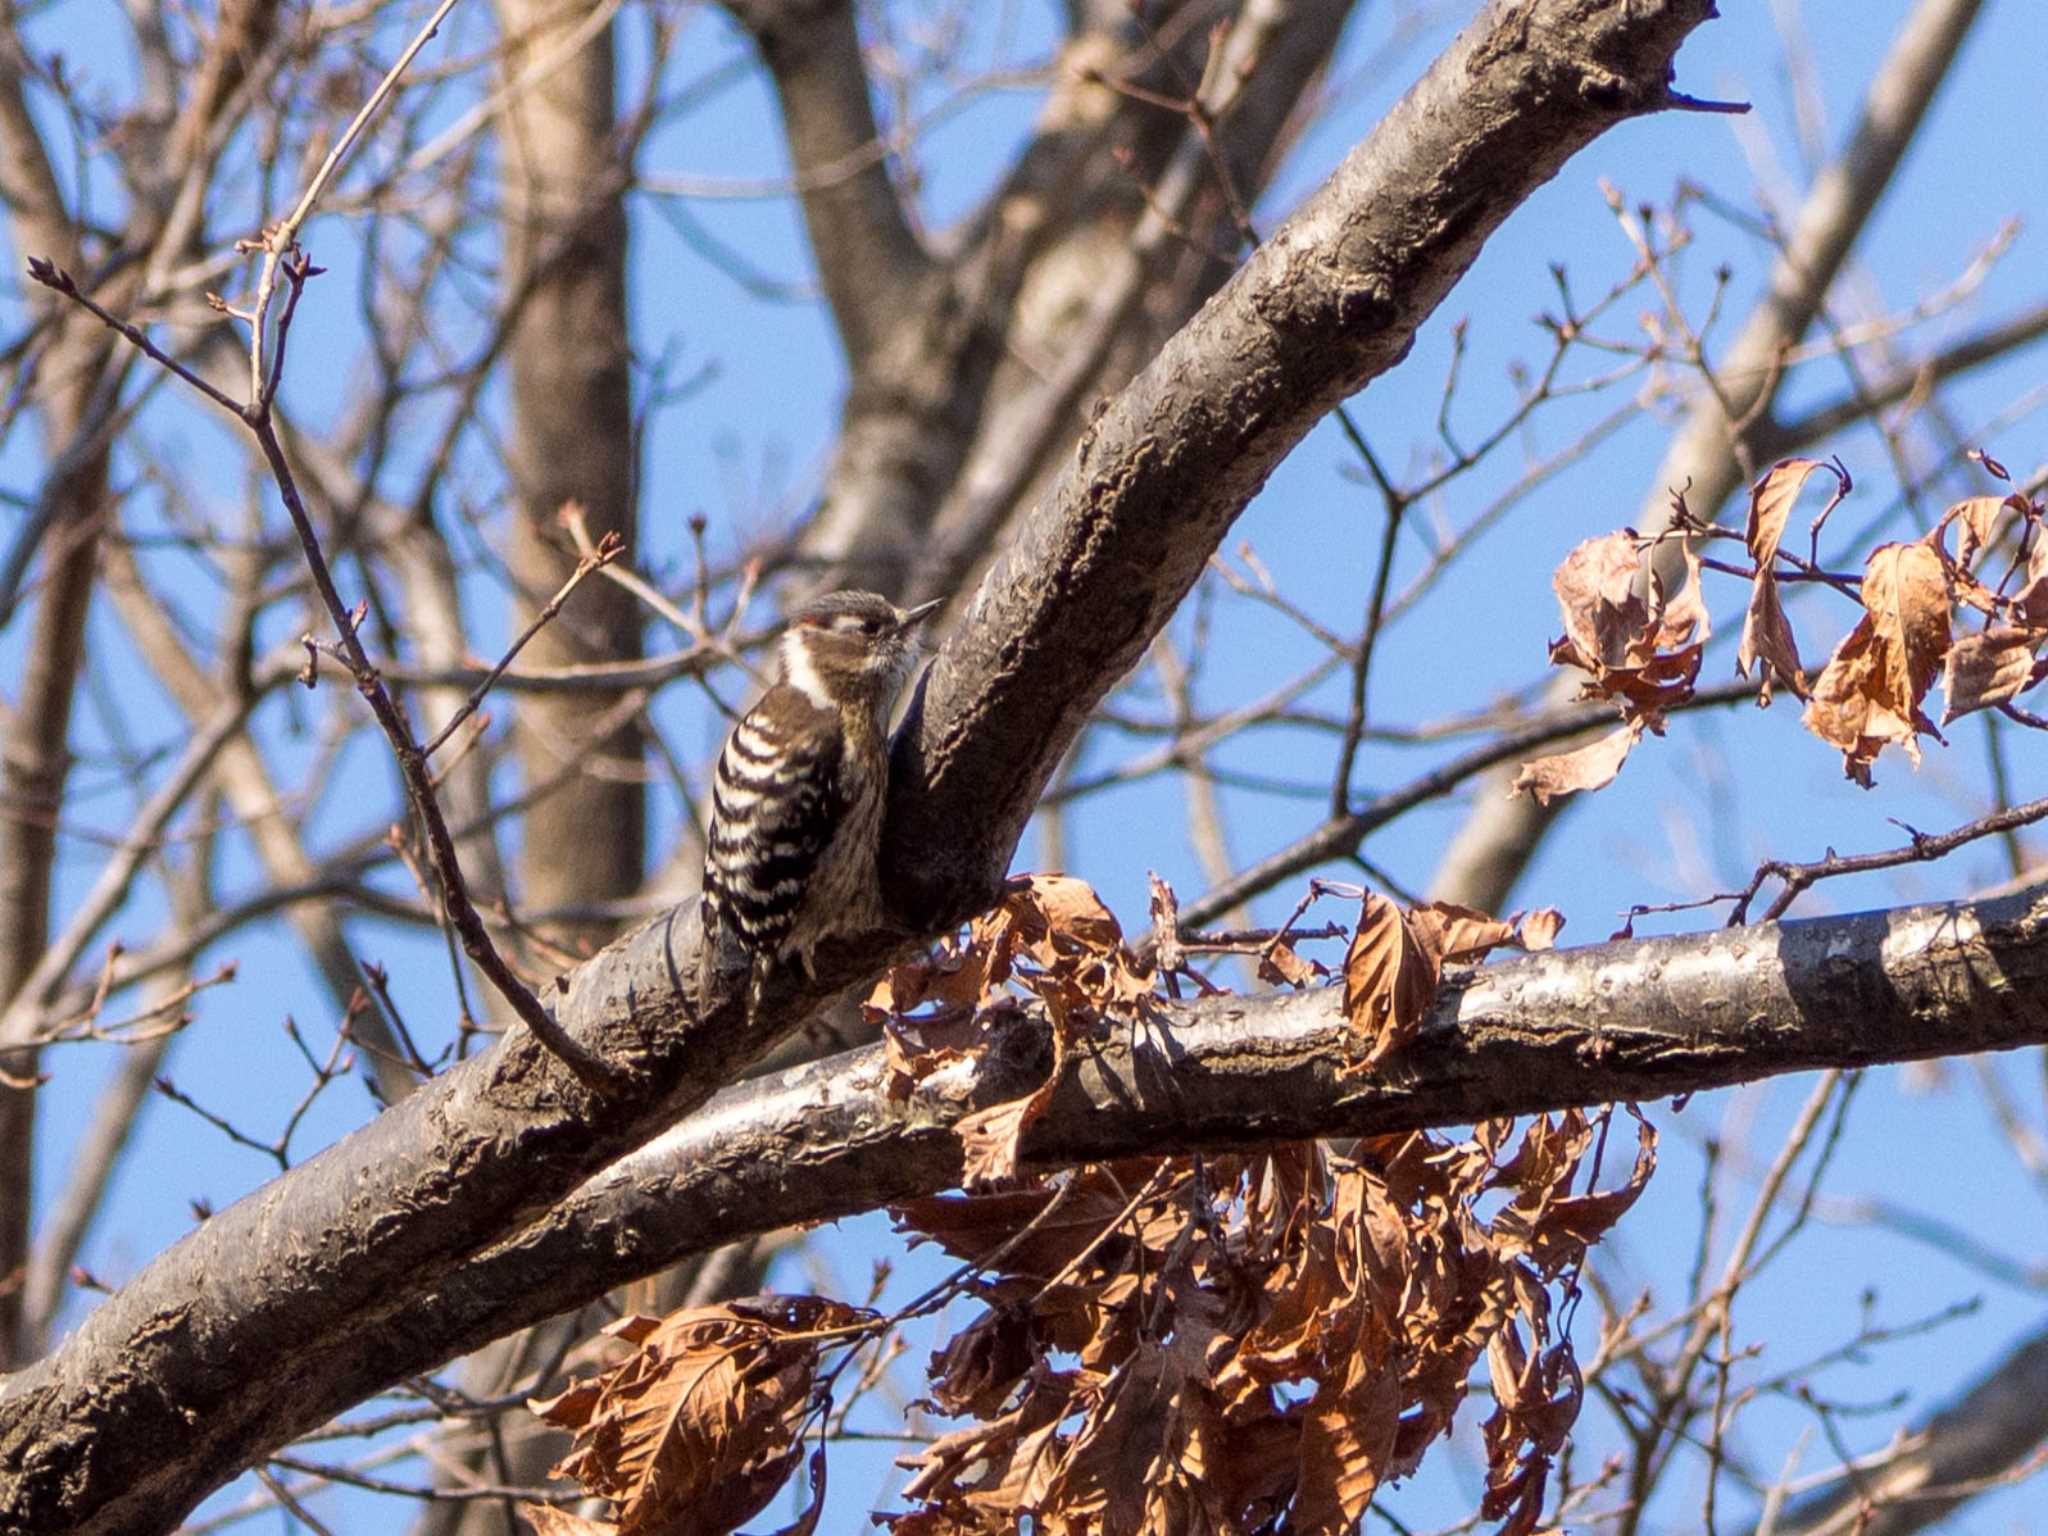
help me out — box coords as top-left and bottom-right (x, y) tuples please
(698, 590), (940, 1006)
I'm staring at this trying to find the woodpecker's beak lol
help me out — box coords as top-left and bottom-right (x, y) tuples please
(898, 598), (943, 631)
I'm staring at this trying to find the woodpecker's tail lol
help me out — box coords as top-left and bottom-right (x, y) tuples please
(744, 951), (773, 1026)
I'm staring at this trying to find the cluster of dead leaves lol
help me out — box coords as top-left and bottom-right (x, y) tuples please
(1510, 516), (1711, 804)
(524, 1295), (868, 1536)
(884, 1111), (1653, 1535)
(526, 876), (1608, 1535)
(869, 874), (1161, 1185)
(1516, 457), (2048, 796)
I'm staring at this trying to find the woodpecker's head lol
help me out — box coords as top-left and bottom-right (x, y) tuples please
(779, 590), (940, 710)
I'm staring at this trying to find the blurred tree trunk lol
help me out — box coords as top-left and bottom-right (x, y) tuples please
(496, 0), (642, 957)
(0, 0), (283, 1366)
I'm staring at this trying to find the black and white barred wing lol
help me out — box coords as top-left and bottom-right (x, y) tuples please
(703, 687), (845, 956)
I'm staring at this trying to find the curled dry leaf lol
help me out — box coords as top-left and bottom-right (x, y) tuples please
(935, 874), (1160, 1182)
(956, 1069), (1061, 1187)
(2015, 531), (2048, 627)
(1545, 533), (1707, 726)
(1340, 894), (1439, 1071)
(992, 874), (1156, 1011)
(1516, 908), (1566, 950)
(1405, 900), (1517, 967)
(1509, 721), (1642, 805)
(1941, 625), (2048, 725)
(533, 1296), (866, 1536)
(1922, 508), (2003, 616)
(1935, 493), (2024, 574)
(1746, 459), (1844, 560)
(1802, 539), (1952, 785)
(1735, 458), (1843, 704)
(1257, 937), (1322, 988)
(1549, 532), (1651, 674)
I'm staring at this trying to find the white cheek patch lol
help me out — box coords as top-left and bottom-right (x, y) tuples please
(780, 630), (833, 708)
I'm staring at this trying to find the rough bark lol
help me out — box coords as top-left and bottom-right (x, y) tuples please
(0, 2), (1721, 1528)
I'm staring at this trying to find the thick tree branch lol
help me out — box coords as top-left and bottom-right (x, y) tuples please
(0, 3), (1720, 1528)
(796, 0), (1353, 598)
(889, 0), (1720, 924)
(13, 882), (2045, 1534)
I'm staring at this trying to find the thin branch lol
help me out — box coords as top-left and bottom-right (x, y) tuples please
(421, 528), (622, 758)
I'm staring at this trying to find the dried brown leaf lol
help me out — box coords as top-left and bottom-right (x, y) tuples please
(1003, 874), (1125, 952)
(1647, 541), (1712, 659)
(1545, 535), (1706, 725)
(1146, 873), (1184, 974)
(1737, 566), (1807, 703)
(1745, 458), (1840, 566)
(955, 1018), (1075, 1186)
(1492, 1115), (1658, 1275)
(1340, 895), (1438, 1070)
(1257, 937), (1321, 988)
(1516, 908), (1565, 950)
(1509, 722), (1641, 804)
(896, 1368), (1074, 1517)
(756, 1441), (828, 1536)
(1941, 625), (2048, 724)
(880, 1012), (983, 1102)
(534, 1296), (862, 1536)
(519, 1506), (616, 1536)
(1550, 532), (1648, 673)
(1936, 493), (2023, 573)
(926, 1304), (1040, 1418)
(892, 1164), (1160, 1280)
(1734, 460), (1848, 703)
(957, 1093), (1048, 1188)
(991, 874), (1157, 1011)
(1802, 540), (1952, 784)
(1405, 901), (1517, 966)
(1481, 1327), (1580, 1536)
(1037, 1273), (1231, 1536)
(2015, 531), (2048, 627)
(1290, 1344), (1402, 1536)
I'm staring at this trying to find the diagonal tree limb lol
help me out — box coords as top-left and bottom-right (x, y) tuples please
(0, 3), (1722, 1529)
(887, 0), (1726, 923)
(792, 0), (1356, 601)
(1753, 297), (2048, 462)
(19, 880), (2047, 1533)
(1754, 1314), (2048, 1536)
